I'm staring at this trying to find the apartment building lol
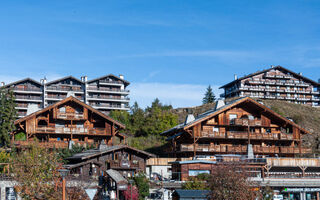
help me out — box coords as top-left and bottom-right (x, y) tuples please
(161, 97), (311, 158)
(1, 74), (130, 118)
(220, 66), (320, 106)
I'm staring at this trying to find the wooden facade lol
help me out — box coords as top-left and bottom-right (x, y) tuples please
(162, 97), (311, 158)
(12, 96), (125, 148)
(65, 145), (155, 179)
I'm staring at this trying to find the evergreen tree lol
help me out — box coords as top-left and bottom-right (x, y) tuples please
(0, 89), (17, 147)
(203, 85), (215, 104)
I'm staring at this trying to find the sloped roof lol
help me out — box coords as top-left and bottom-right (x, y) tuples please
(1, 77), (42, 88)
(67, 145), (155, 160)
(162, 97), (310, 137)
(106, 169), (128, 184)
(87, 74), (130, 86)
(173, 190), (210, 199)
(220, 65), (320, 89)
(14, 96), (125, 129)
(45, 75), (83, 85)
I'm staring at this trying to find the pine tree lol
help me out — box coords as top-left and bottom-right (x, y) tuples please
(0, 89), (17, 147)
(203, 85), (215, 104)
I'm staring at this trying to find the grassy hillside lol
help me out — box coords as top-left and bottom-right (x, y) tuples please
(171, 100), (320, 155)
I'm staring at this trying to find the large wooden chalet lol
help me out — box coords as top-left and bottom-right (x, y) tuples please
(162, 97), (311, 158)
(12, 96), (126, 148)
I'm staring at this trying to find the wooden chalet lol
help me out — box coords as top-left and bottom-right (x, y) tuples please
(65, 144), (155, 179)
(12, 96), (126, 148)
(162, 97), (311, 158)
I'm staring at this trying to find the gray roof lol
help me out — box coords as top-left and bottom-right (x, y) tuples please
(1, 77), (42, 88)
(161, 97), (247, 136)
(170, 160), (217, 164)
(220, 65), (320, 89)
(106, 169), (128, 183)
(87, 74), (130, 86)
(173, 190), (210, 199)
(67, 145), (155, 160)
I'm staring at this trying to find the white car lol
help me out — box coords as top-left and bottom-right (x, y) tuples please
(273, 194), (284, 200)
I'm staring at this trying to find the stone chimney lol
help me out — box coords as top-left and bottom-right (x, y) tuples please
(0, 82), (5, 86)
(234, 74), (238, 80)
(119, 74), (124, 80)
(299, 72), (302, 76)
(81, 76), (88, 82)
(185, 114), (195, 125)
(40, 78), (47, 85)
(215, 99), (225, 110)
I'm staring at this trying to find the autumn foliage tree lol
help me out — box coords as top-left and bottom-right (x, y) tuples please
(11, 142), (62, 200)
(208, 163), (260, 200)
(123, 185), (139, 200)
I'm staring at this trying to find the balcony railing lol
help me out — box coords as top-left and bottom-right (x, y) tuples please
(99, 80), (123, 84)
(56, 112), (85, 120)
(13, 87), (42, 92)
(36, 126), (108, 135)
(230, 119), (262, 126)
(109, 160), (140, 169)
(46, 86), (83, 92)
(15, 96), (42, 100)
(201, 131), (294, 141)
(14, 140), (96, 149)
(87, 87), (129, 93)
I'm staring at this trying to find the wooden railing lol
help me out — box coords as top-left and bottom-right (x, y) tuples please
(14, 140), (96, 148)
(109, 160), (140, 169)
(230, 119), (262, 126)
(36, 126), (108, 135)
(179, 144), (311, 155)
(201, 131), (294, 141)
(56, 112), (85, 120)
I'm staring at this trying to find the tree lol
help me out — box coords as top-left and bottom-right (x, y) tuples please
(123, 185), (139, 200)
(202, 85), (215, 104)
(133, 173), (149, 200)
(11, 142), (62, 200)
(182, 173), (210, 190)
(208, 163), (260, 200)
(0, 89), (17, 147)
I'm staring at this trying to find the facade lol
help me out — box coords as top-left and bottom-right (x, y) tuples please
(12, 96), (126, 148)
(161, 97), (311, 158)
(1, 74), (130, 118)
(220, 66), (320, 106)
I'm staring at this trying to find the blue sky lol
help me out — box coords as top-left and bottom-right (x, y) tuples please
(1, 1), (320, 108)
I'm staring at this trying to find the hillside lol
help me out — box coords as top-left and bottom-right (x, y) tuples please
(171, 99), (320, 155)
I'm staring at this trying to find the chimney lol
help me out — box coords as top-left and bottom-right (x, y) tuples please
(271, 65), (274, 68)
(185, 114), (195, 125)
(0, 82), (4, 86)
(215, 100), (225, 110)
(119, 74), (124, 80)
(234, 74), (238, 80)
(81, 76), (87, 82)
(299, 72), (302, 76)
(40, 78), (47, 84)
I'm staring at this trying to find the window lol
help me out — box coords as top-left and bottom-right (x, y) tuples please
(229, 114), (237, 120)
(188, 170), (210, 176)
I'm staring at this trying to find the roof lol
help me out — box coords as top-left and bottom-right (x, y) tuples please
(173, 190), (210, 199)
(14, 96), (125, 129)
(1, 77), (42, 88)
(45, 75), (83, 85)
(87, 74), (130, 86)
(220, 65), (320, 89)
(106, 169), (128, 184)
(162, 97), (310, 137)
(67, 145), (155, 160)
(170, 160), (217, 165)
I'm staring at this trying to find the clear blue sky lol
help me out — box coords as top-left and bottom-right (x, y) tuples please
(1, 1), (320, 108)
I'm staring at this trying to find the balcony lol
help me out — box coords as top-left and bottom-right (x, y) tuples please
(99, 80), (123, 86)
(230, 118), (262, 126)
(13, 87), (42, 94)
(56, 112), (85, 120)
(90, 104), (130, 110)
(46, 86), (83, 93)
(86, 87), (130, 94)
(14, 140), (95, 149)
(35, 126), (109, 135)
(87, 96), (130, 102)
(109, 160), (140, 169)
(15, 96), (42, 102)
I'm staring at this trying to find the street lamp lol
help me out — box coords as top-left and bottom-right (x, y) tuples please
(58, 169), (70, 200)
(128, 179), (134, 200)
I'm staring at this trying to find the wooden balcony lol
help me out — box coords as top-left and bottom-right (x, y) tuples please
(179, 144), (308, 155)
(36, 126), (109, 136)
(201, 131), (294, 141)
(56, 112), (85, 120)
(14, 140), (96, 148)
(109, 160), (140, 169)
(230, 119), (262, 126)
